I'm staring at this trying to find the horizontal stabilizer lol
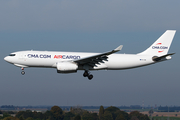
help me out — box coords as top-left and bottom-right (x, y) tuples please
(152, 53), (175, 62)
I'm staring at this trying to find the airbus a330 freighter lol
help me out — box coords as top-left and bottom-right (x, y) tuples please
(4, 30), (176, 80)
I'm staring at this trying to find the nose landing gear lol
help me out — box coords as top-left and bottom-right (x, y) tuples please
(21, 68), (25, 75)
(83, 71), (93, 80)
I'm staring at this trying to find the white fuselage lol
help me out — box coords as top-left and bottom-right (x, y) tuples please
(3, 30), (176, 79)
(4, 50), (155, 70)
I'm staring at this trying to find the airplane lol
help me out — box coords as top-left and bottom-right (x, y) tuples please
(4, 30), (176, 80)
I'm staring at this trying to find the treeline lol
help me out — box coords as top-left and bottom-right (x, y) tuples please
(3, 105), (180, 111)
(158, 106), (180, 112)
(0, 105), (142, 110)
(98, 106), (149, 120)
(0, 105), (50, 111)
(0, 105), (150, 120)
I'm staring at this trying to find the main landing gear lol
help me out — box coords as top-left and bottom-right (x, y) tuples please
(83, 71), (93, 80)
(21, 68), (25, 75)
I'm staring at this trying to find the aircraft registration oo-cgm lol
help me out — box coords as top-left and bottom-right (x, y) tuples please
(4, 30), (176, 80)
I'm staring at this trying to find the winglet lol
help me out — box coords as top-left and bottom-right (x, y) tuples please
(114, 45), (123, 52)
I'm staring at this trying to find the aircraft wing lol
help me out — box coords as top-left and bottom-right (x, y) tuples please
(73, 45), (123, 67)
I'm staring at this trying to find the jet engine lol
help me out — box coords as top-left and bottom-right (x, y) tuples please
(56, 62), (78, 73)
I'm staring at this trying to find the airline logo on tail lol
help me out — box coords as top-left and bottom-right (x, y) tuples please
(152, 43), (168, 49)
(156, 43), (162, 45)
(158, 50), (164, 53)
(151, 43), (168, 53)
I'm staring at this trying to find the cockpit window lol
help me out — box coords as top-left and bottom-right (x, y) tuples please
(9, 54), (16, 56)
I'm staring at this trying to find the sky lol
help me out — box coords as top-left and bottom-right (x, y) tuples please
(0, 0), (180, 107)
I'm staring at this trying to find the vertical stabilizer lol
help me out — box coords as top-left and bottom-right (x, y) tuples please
(138, 30), (176, 56)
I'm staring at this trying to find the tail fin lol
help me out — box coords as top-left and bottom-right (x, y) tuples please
(138, 30), (176, 56)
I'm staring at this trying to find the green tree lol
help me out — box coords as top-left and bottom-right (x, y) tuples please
(32, 111), (43, 120)
(19, 115), (24, 120)
(15, 110), (32, 119)
(74, 114), (81, 120)
(2, 116), (19, 120)
(99, 106), (104, 120)
(104, 106), (120, 120)
(70, 107), (73, 112)
(105, 106), (120, 120)
(103, 111), (113, 120)
(43, 110), (53, 120)
(91, 113), (99, 120)
(50, 106), (63, 120)
(130, 116), (139, 120)
(34, 118), (41, 120)
(3, 113), (11, 118)
(51, 106), (63, 114)
(70, 106), (87, 116)
(129, 111), (150, 120)
(104, 106), (130, 120)
(15, 111), (23, 118)
(82, 111), (93, 120)
(0, 110), (3, 114)
(63, 112), (75, 120)
(26, 117), (33, 120)
(115, 114), (125, 120)
(115, 110), (129, 120)
(7, 111), (15, 114)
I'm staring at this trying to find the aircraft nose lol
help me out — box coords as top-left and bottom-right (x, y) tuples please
(4, 56), (10, 62)
(4, 56), (7, 61)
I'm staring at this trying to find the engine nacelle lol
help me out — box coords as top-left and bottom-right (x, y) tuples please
(56, 62), (78, 73)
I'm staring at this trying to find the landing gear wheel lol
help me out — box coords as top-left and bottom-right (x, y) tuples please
(88, 75), (93, 80)
(83, 71), (88, 77)
(83, 70), (94, 80)
(21, 71), (25, 75)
